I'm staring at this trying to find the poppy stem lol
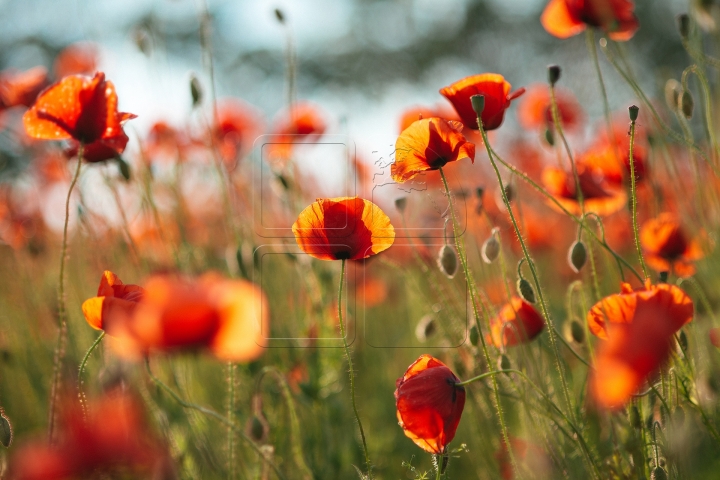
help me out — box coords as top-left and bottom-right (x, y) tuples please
(227, 361), (236, 480)
(434, 454), (442, 480)
(48, 146), (83, 444)
(78, 331), (105, 419)
(437, 167), (520, 479)
(337, 259), (372, 476)
(144, 358), (287, 480)
(628, 113), (649, 279)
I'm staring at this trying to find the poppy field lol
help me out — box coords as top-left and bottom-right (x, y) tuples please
(3, 0), (720, 478)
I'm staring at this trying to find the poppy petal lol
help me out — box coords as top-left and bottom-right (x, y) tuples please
(541, 0), (587, 39)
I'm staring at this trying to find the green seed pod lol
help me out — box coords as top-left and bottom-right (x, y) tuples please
(629, 405), (642, 429)
(568, 240), (587, 273)
(677, 14), (690, 39)
(190, 74), (203, 108)
(116, 156), (131, 181)
(681, 91), (694, 119)
(547, 64), (561, 86)
(471, 95), (485, 115)
(469, 325), (479, 346)
(481, 230), (500, 264)
(497, 354), (511, 372)
(517, 278), (536, 304)
(628, 104), (640, 122)
(395, 197), (407, 213)
(503, 184), (514, 203)
(0, 408), (12, 448)
(437, 245), (458, 279)
(544, 127), (555, 146)
(658, 271), (668, 283)
(570, 320), (585, 344)
(651, 466), (667, 480)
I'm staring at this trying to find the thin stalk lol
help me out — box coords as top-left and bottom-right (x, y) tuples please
(78, 331), (105, 418)
(586, 30), (620, 164)
(435, 454), (442, 480)
(438, 168), (520, 478)
(144, 358), (286, 480)
(337, 259), (372, 476)
(48, 146), (83, 444)
(227, 362), (236, 480)
(628, 112), (649, 278)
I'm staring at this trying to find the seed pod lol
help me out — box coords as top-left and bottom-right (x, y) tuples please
(658, 271), (668, 283)
(497, 354), (511, 372)
(570, 320), (585, 344)
(469, 325), (479, 346)
(517, 278), (536, 304)
(471, 95), (485, 115)
(681, 91), (694, 119)
(437, 245), (458, 279)
(568, 240), (587, 273)
(503, 184), (514, 203)
(544, 127), (555, 146)
(395, 197), (407, 213)
(0, 408), (12, 448)
(628, 104), (640, 122)
(190, 74), (203, 108)
(481, 230), (500, 264)
(415, 314), (436, 343)
(548, 65), (561, 86)
(116, 156), (131, 181)
(629, 405), (642, 429)
(651, 466), (667, 480)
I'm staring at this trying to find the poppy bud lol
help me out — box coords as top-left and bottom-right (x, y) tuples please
(628, 105), (639, 122)
(503, 184), (514, 203)
(544, 127), (555, 146)
(570, 320), (584, 344)
(568, 240), (587, 273)
(415, 314), (436, 343)
(651, 467), (668, 480)
(659, 271), (668, 283)
(190, 74), (203, 108)
(274, 8), (285, 24)
(470, 94), (485, 116)
(438, 245), (458, 279)
(547, 65), (561, 86)
(517, 278), (536, 304)
(469, 325), (479, 346)
(677, 14), (690, 39)
(497, 354), (511, 372)
(629, 405), (641, 429)
(681, 91), (694, 119)
(0, 408), (12, 448)
(117, 156), (131, 181)
(395, 197), (407, 213)
(481, 229), (500, 264)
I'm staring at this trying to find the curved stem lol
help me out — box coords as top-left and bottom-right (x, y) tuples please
(78, 331), (105, 418)
(337, 259), (372, 476)
(48, 148), (83, 444)
(628, 114), (648, 278)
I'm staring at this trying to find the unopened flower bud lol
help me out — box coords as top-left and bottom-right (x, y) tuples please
(471, 95), (485, 115)
(570, 320), (585, 344)
(651, 466), (668, 480)
(628, 104), (639, 122)
(678, 330), (688, 351)
(497, 354), (511, 372)
(0, 408), (12, 448)
(190, 74), (203, 108)
(437, 245), (458, 279)
(469, 325), (479, 346)
(415, 314), (436, 343)
(544, 127), (555, 146)
(274, 8), (286, 24)
(481, 229), (500, 264)
(517, 278), (536, 304)
(548, 65), (561, 86)
(503, 184), (514, 203)
(681, 91), (694, 119)
(677, 14), (690, 39)
(116, 156), (131, 181)
(395, 197), (407, 213)
(568, 240), (587, 273)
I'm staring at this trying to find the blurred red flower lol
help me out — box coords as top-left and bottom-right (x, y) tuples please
(517, 83), (584, 133)
(292, 197), (395, 261)
(487, 297), (545, 348)
(392, 117), (475, 183)
(587, 280), (693, 408)
(394, 354), (466, 454)
(0, 66), (48, 110)
(23, 72), (136, 161)
(542, 163), (627, 216)
(640, 213), (704, 278)
(53, 42), (99, 78)
(440, 73), (525, 131)
(541, 0), (639, 41)
(82, 270), (144, 331)
(266, 102), (326, 164)
(211, 99), (263, 170)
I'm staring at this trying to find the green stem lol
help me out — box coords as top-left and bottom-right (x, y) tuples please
(435, 454), (442, 480)
(337, 259), (372, 476)
(48, 146), (83, 444)
(144, 358), (286, 479)
(227, 362), (236, 480)
(628, 114), (649, 278)
(78, 331), (105, 418)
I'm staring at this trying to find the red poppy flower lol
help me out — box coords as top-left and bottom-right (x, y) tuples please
(8, 390), (170, 480)
(517, 83), (584, 133)
(53, 42), (99, 78)
(541, 0), (639, 41)
(292, 197), (395, 261)
(487, 297), (545, 348)
(0, 66), (48, 110)
(395, 354), (466, 454)
(81, 271), (144, 331)
(211, 99), (263, 169)
(392, 117), (475, 183)
(440, 74), (525, 130)
(588, 281), (693, 409)
(640, 213), (704, 278)
(581, 142), (647, 186)
(266, 102), (327, 164)
(23, 72), (136, 159)
(541, 163), (627, 216)
(104, 273), (269, 362)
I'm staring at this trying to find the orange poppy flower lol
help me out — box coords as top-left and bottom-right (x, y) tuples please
(266, 102), (327, 164)
(440, 74), (525, 131)
(53, 42), (99, 78)
(105, 273), (269, 362)
(517, 83), (584, 133)
(588, 281), (693, 409)
(391, 117), (475, 183)
(541, 0), (639, 41)
(640, 213), (704, 278)
(487, 297), (545, 348)
(23, 72), (136, 160)
(81, 271), (144, 331)
(394, 354), (466, 454)
(541, 164), (627, 216)
(581, 142), (648, 186)
(292, 197), (395, 261)
(0, 66), (48, 110)
(8, 390), (170, 480)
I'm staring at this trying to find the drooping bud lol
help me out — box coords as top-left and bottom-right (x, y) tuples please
(517, 278), (536, 304)
(274, 8), (286, 24)
(568, 240), (587, 273)
(469, 325), (479, 346)
(437, 245), (458, 279)
(547, 65), (561, 86)
(677, 14), (690, 39)
(190, 74), (203, 108)
(681, 91), (694, 119)
(0, 408), (12, 448)
(395, 197), (407, 213)
(481, 228), (500, 264)
(415, 314), (436, 343)
(116, 156), (131, 181)
(570, 320), (585, 344)
(651, 466), (668, 480)
(470, 94), (485, 115)
(628, 104), (640, 122)
(246, 395), (269, 443)
(497, 354), (511, 372)
(544, 127), (555, 146)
